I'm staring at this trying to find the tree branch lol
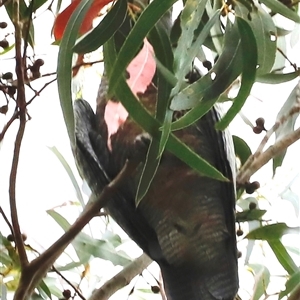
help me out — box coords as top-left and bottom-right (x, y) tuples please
(13, 158), (141, 300)
(237, 126), (300, 184)
(89, 253), (153, 300)
(237, 82), (300, 184)
(9, 0), (29, 269)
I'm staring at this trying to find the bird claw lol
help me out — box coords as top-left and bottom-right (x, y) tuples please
(129, 133), (152, 162)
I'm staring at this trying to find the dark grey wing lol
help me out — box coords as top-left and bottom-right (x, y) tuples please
(74, 99), (161, 257)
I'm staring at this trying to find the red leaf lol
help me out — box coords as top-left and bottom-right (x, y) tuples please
(104, 39), (156, 149)
(127, 39), (156, 96)
(53, 0), (112, 40)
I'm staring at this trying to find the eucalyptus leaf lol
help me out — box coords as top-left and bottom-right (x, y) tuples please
(236, 209), (267, 222)
(273, 83), (300, 173)
(171, 96), (219, 130)
(173, 0), (209, 90)
(0, 284), (7, 300)
(279, 270), (300, 299)
(37, 281), (52, 300)
(47, 209), (91, 263)
(47, 210), (131, 266)
(74, 0), (127, 53)
(235, 2), (277, 75)
(248, 264), (270, 300)
(205, 0), (223, 53)
(170, 19), (243, 112)
(172, 8), (221, 97)
(48, 146), (85, 207)
(246, 223), (300, 240)
(136, 138), (162, 205)
(259, 0), (300, 23)
(216, 17), (257, 130)
(57, 0), (95, 146)
(136, 25), (174, 203)
(4, 0), (35, 47)
(281, 189), (299, 218)
(268, 240), (299, 275)
(232, 135), (252, 166)
(149, 24), (174, 156)
(108, 0), (178, 96)
(256, 70), (300, 84)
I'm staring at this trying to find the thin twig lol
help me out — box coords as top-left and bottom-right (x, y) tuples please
(52, 266), (86, 300)
(0, 78), (56, 141)
(26, 77), (57, 105)
(9, 0), (29, 268)
(0, 206), (14, 236)
(72, 59), (103, 71)
(276, 47), (297, 71)
(0, 109), (19, 142)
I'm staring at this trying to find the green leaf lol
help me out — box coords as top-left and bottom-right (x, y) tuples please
(273, 83), (300, 173)
(248, 264), (270, 300)
(0, 251), (12, 266)
(166, 133), (228, 181)
(37, 281), (52, 300)
(0, 284), (7, 300)
(136, 139), (162, 206)
(170, 19), (243, 113)
(54, 261), (86, 271)
(73, 0), (127, 53)
(232, 135), (252, 166)
(171, 96), (219, 130)
(57, 0), (94, 146)
(256, 70), (300, 84)
(171, 8), (221, 102)
(235, 2), (277, 75)
(77, 239), (132, 266)
(281, 189), (299, 218)
(268, 240), (299, 275)
(236, 209), (267, 222)
(173, 0), (209, 88)
(47, 210), (131, 266)
(47, 209), (91, 263)
(158, 109), (173, 155)
(108, 0), (178, 96)
(246, 223), (300, 240)
(136, 25), (174, 204)
(216, 17), (257, 130)
(4, 0), (35, 47)
(155, 58), (177, 87)
(149, 24), (174, 155)
(104, 39), (228, 187)
(0, 44), (15, 55)
(259, 0), (300, 23)
(48, 146), (84, 207)
(279, 270), (300, 299)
